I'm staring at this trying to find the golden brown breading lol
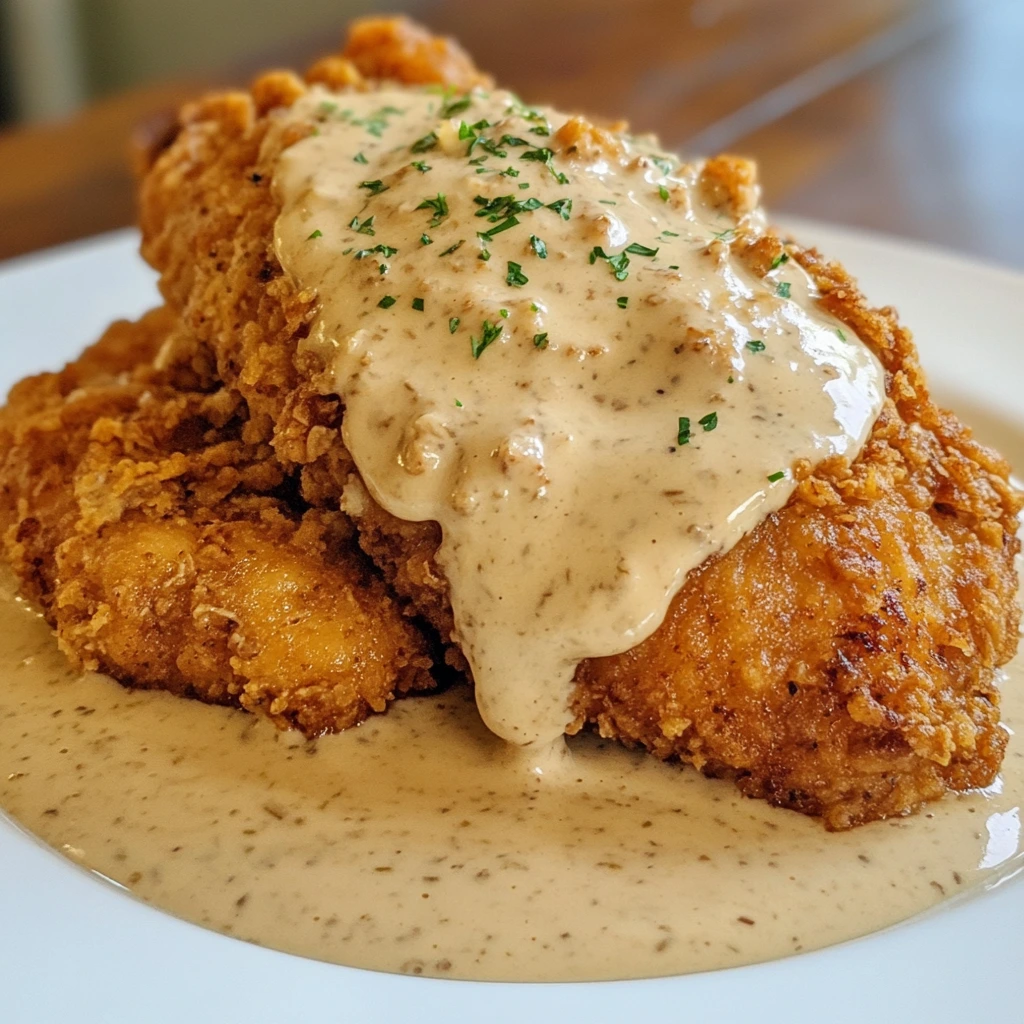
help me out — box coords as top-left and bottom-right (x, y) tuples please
(2, 16), (1019, 826)
(0, 305), (434, 734)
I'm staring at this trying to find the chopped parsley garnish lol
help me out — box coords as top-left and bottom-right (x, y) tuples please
(529, 235), (548, 258)
(455, 399), (463, 407)
(746, 339), (766, 352)
(699, 411), (718, 432)
(474, 194), (541, 222)
(420, 233), (433, 246)
(658, 184), (670, 202)
(499, 309), (510, 319)
(410, 131), (439, 153)
(350, 215), (375, 235)
(660, 230), (680, 237)
(677, 417), (691, 446)
(359, 179), (389, 196)
(478, 248), (492, 261)
(547, 198), (572, 220)
(354, 243), (397, 259)
(617, 296), (628, 309)
(306, 229), (322, 240)
(412, 297), (425, 311)
(712, 227), (736, 242)
(652, 156), (674, 175)
(625, 242), (659, 257)
(771, 252), (790, 269)
(776, 281), (792, 299)
(478, 216), (519, 241)
(378, 263), (389, 275)
(767, 470), (786, 483)
(499, 134), (531, 148)
(353, 152), (368, 165)
(506, 261), (529, 287)
(470, 319), (503, 359)
(377, 295), (397, 309)
(416, 193), (449, 227)
(440, 95), (472, 119)
(590, 246), (631, 281)
(598, 199), (618, 206)
(440, 239), (465, 256)
(529, 124), (551, 136)
(449, 317), (460, 333)
(411, 160), (431, 172)
(837, 327), (847, 341)
(521, 146), (568, 183)
(502, 166), (520, 178)
(533, 332), (549, 349)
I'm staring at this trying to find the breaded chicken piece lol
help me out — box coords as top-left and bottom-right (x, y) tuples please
(3, 17), (1020, 827)
(0, 310), (434, 734)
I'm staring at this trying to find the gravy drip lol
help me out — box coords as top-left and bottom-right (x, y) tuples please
(2, 573), (1021, 982)
(272, 86), (884, 745)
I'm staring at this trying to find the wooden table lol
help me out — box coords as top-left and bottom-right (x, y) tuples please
(0, 0), (1020, 269)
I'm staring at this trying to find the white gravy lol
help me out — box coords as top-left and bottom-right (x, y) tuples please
(271, 85), (884, 745)
(1, 571), (1021, 982)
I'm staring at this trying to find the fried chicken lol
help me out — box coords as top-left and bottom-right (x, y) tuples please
(0, 304), (434, 734)
(1, 16), (1019, 828)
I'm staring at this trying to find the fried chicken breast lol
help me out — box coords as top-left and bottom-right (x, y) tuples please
(1, 16), (1019, 828)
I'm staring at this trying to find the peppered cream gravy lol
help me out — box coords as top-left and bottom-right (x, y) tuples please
(271, 85), (884, 745)
(1, 571), (1022, 981)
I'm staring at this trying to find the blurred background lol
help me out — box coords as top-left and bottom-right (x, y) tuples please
(0, 0), (1021, 265)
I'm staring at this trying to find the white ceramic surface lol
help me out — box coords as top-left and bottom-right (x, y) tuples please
(0, 222), (1021, 1024)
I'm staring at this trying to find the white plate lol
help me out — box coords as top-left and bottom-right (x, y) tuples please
(0, 223), (1021, 1024)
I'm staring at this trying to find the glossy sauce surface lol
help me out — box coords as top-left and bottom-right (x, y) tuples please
(2, 571), (1021, 982)
(272, 85), (884, 745)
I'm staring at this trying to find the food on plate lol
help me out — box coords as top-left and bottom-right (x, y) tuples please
(1, 15), (1019, 832)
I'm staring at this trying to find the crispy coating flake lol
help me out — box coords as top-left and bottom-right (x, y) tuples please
(2, 17), (1020, 826)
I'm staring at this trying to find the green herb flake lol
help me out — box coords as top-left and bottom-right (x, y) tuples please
(411, 160), (431, 172)
(746, 339), (766, 352)
(449, 317), (460, 334)
(529, 235), (548, 259)
(440, 95), (472, 119)
(599, 199), (618, 206)
(478, 216), (519, 241)
(410, 131), (439, 154)
(378, 263), (389, 275)
(506, 261), (529, 287)
(776, 281), (792, 299)
(767, 470), (786, 483)
(837, 327), (847, 341)
(547, 198), (572, 220)
(440, 239), (465, 257)
(417, 193), (449, 227)
(677, 417), (691, 446)
(658, 184), (670, 202)
(499, 309), (510, 319)
(412, 297), (425, 311)
(353, 152), (369, 165)
(617, 296), (628, 309)
(351, 215), (376, 236)
(359, 179), (389, 196)
(306, 229), (323, 240)
(533, 332), (549, 349)
(660, 230), (680, 238)
(455, 399), (463, 407)
(771, 252), (790, 269)
(420, 233), (433, 246)
(378, 295), (397, 309)
(625, 242), (659, 258)
(699, 411), (718, 432)
(478, 248), (491, 262)
(470, 319), (503, 359)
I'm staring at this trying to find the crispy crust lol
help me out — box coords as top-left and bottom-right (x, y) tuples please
(2, 17), (1020, 825)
